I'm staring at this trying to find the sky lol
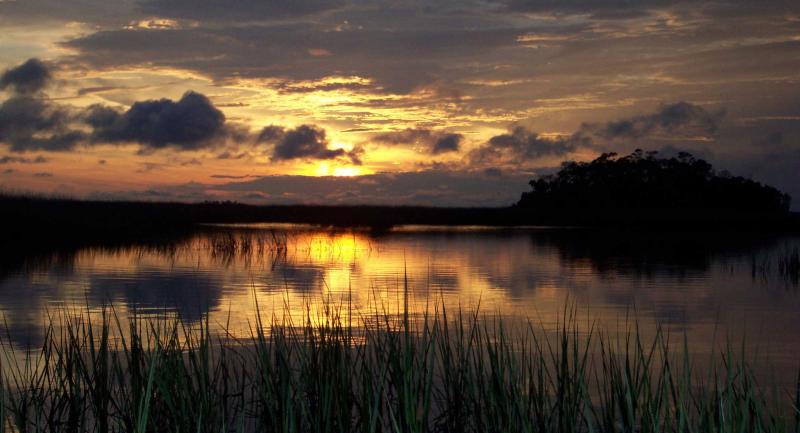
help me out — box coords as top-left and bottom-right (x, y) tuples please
(0, 0), (798, 207)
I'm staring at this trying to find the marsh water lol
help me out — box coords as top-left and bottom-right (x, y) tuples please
(2, 224), (800, 385)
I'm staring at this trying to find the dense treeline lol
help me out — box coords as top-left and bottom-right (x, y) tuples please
(517, 150), (791, 212)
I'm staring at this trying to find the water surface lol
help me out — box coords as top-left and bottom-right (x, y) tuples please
(1, 225), (799, 384)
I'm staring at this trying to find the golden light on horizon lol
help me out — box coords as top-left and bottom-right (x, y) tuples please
(333, 166), (361, 177)
(314, 162), (331, 176)
(312, 162), (364, 177)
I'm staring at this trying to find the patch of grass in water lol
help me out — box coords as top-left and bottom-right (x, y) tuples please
(0, 303), (797, 433)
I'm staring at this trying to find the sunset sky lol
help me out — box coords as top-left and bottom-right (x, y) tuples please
(1, 0), (799, 207)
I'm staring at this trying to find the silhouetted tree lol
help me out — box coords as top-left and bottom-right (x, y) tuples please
(516, 149), (791, 212)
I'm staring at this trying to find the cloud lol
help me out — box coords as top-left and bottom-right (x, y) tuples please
(256, 125), (286, 143)
(0, 58), (51, 94)
(0, 60), (355, 158)
(584, 102), (725, 140)
(755, 131), (784, 147)
(263, 124), (362, 164)
(372, 128), (463, 154)
(77, 86), (122, 96)
(86, 91), (228, 151)
(216, 151), (247, 159)
(137, 0), (342, 22)
(0, 0), (137, 27)
(0, 155), (47, 164)
(483, 167), (503, 177)
(470, 126), (589, 165)
(500, 0), (676, 17)
(210, 174), (255, 179)
(62, 24), (522, 94)
(210, 170), (535, 206)
(0, 59), (87, 152)
(433, 134), (462, 154)
(0, 86), (235, 153)
(468, 102), (723, 168)
(0, 95), (86, 152)
(507, 0), (800, 22)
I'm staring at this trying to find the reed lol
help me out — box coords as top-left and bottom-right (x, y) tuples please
(0, 302), (796, 433)
(777, 247), (800, 286)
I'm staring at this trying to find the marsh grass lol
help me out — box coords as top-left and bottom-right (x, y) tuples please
(0, 301), (797, 433)
(777, 247), (800, 286)
(750, 246), (800, 287)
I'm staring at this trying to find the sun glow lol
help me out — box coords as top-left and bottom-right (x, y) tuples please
(312, 163), (362, 177)
(333, 166), (361, 177)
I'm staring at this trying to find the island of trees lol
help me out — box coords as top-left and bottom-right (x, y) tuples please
(516, 150), (791, 213)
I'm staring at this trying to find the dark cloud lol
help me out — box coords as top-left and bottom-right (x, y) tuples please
(98, 168), (534, 206)
(178, 157), (201, 166)
(498, 0), (796, 19)
(211, 169), (534, 206)
(372, 128), (463, 154)
(500, 0), (681, 17)
(0, 58), (75, 152)
(268, 124), (362, 164)
(0, 60), (236, 153)
(756, 131), (784, 147)
(137, 162), (167, 173)
(584, 102), (725, 140)
(216, 151), (247, 159)
(433, 134), (462, 154)
(0, 58), (51, 94)
(373, 129), (435, 145)
(483, 167), (503, 177)
(137, 0), (343, 22)
(470, 126), (590, 164)
(256, 125), (286, 143)
(62, 25), (522, 94)
(0, 95), (85, 152)
(275, 80), (373, 94)
(88, 91), (228, 150)
(77, 86), (121, 96)
(0, 155), (46, 164)
(210, 174), (255, 179)
(32, 172), (52, 177)
(0, 0), (137, 27)
(0, 62), (355, 158)
(83, 104), (120, 129)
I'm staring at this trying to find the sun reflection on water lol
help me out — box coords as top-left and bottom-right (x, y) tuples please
(3, 225), (800, 388)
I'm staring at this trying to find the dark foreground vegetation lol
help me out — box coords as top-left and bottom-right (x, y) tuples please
(2, 305), (797, 433)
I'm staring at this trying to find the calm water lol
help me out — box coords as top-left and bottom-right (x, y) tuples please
(2, 225), (799, 382)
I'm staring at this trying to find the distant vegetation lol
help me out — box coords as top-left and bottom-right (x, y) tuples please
(517, 150), (792, 212)
(1, 150), (798, 242)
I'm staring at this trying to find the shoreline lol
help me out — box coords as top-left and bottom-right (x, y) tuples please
(2, 194), (799, 247)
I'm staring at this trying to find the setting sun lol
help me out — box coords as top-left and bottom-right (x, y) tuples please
(333, 167), (361, 177)
(312, 163), (363, 177)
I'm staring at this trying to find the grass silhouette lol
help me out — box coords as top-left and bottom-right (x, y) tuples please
(0, 299), (797, 433)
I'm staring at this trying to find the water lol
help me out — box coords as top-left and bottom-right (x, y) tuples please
(2, 224), (799, 384)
